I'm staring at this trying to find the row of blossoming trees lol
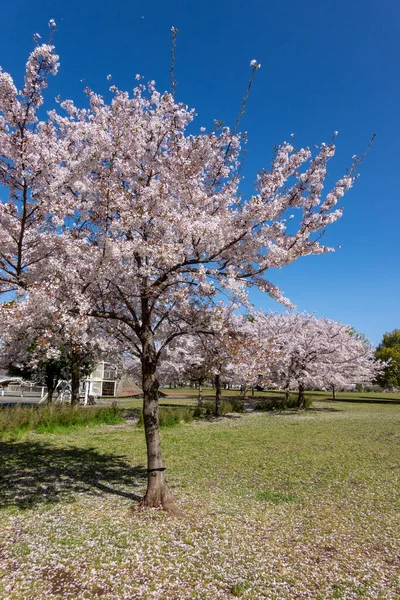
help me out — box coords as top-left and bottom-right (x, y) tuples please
(0, 298), (381, 409)
(0, 25), (379, 511)
(159, 311), (381, 410)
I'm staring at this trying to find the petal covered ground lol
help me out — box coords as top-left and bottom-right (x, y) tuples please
(0, 403), (399, 599)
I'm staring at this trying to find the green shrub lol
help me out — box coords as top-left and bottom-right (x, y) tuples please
(228, 398), (245, 413)
(220, 400), (233, 414)
(192, 405), (204, 418)
(137, 406), (194, 428)
(200, 398), (244, 416)
(0, 404), (124, 436)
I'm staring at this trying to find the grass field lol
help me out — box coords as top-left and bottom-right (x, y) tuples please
(0, 404), (124, 437)
(0, 401), (399, 599)
(110, 387), (400, 410)
(158, 386), (400, 402)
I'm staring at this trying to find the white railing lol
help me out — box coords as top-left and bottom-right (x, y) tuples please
(39, 380), (69, 404)
(1, 385), (47, 399)
(39, 380), (98, 405)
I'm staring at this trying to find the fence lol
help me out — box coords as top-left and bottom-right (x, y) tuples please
(1, 385), (47, 400)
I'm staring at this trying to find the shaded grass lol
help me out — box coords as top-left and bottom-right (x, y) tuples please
(0, 440), (147, 509)
(199, 398), (245, 416)
(254, 395), (312, 411)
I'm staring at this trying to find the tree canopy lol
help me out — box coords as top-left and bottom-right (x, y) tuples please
(375, 330), (400, 389)
(0, 24), (365, 511)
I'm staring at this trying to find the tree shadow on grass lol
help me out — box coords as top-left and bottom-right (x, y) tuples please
(202, 414), (242, 421)
(344, 397), (400, 404)
(305, 406), (343, 413)
(0, 440), (147, 510)
(266, 406), (343, 417)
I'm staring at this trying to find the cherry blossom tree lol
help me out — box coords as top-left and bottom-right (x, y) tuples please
(158, 335), (204, 390)
(0, 287), (111, 403)
(320, 327), (383, 399)
(0, 314), (70, 402)
(255, 312), (383, 407)
(0, 28), (362, 511)
(194, 314), (274, 414)
(54, 98), (355, 508)
(0, 22), (61, 297)
(183, 329), (239, 417)
(158, 310), (277, 415)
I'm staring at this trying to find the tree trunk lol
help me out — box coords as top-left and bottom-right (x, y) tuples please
(45, 364), (56, 404)
(141, 326), (178, 514)
(285, 388), (290, 403)
(251, 386), (255, 398)
(198, 378), (203, 407)
(70, 360), (80, 405)
(215, 373), (222, 416)
(332, 385), (336, 400)
(297, 383), (306, 409)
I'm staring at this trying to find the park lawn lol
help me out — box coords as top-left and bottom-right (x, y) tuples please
(159, 386), (400, 399)
(109, 396), (198, 409)
(301, 390), (400, 402)
(109, 388), (400, 410)
(161, 387), (400, 402)
(101, 386), (400, 409)
(0, 402), (399, 599)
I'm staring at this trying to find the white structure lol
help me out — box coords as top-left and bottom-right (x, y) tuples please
(83, 361), (118, 397)
(82, 361), (142, 399)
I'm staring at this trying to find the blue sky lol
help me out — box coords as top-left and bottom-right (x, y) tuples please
(0, 0), (398, 344)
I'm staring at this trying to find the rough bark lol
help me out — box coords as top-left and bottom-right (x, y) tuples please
(45, 364), (56, 404)
(297, 383), (306, 409)
(215, 373), (222, 416)
(141, 324), (178, 514)
(45, 362), (62, 404)
(198, 378), (204, 407)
